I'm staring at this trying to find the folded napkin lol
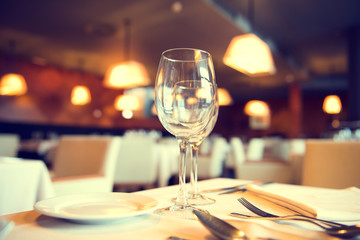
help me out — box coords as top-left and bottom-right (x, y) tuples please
(245, 183), (360, 221)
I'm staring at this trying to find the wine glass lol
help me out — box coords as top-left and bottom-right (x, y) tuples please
(154, 48), (216, 218)
(187, 88), (219, 205)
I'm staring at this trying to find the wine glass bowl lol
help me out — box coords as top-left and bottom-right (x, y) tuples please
(154, 48), (217, 218)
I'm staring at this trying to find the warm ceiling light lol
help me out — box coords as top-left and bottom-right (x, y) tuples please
(103, 61), (150, 89)
(103, 19), (150, 89)
(218, 88), (233, 106)
(71, 85), (91, 105)
(223, 33), (276, 76)
(114, 95), (141, 111)
(323, 95), (342, 114)
(0, 73), (27, 96)
(244, 100), (270, 117)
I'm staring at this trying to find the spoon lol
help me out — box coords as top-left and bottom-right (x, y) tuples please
(192, 209), (276, 240)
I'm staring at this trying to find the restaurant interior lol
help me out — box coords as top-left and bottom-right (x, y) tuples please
(1, 0), (360, 221)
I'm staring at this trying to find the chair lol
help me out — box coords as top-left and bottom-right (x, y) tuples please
(0, 134), (20, 157)
(231, 137), (294, 184)
(50, 135), (121, 196)
(287, 138), (306, 184)
(0, 157), (55, 215)
(113, 135), (158, 191)
(302, 139), (360, 189)
(224, 137), (246, 177)
(246, 138), (265, 161)
(194, 137), (229, 179)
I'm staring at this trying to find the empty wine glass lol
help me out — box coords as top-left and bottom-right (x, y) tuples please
(154, 48), (216, 219)
(187, 88), (219, 205)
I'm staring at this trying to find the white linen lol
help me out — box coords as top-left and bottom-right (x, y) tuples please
(0, 158), (54, 215)
(3, 178), (359, 240)
(246, 183), (360, 221)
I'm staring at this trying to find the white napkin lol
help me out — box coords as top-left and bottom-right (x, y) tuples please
(245, 183), (360, 221)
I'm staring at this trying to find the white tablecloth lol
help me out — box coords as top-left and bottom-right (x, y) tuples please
(3, 178), (359, 240)
(0, 158), (55, 215)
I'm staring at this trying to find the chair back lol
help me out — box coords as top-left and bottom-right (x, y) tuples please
(52, 135), (121, 182)
(197, 137), (228, 178)
(246, 138), (265, 161)
(227, 137), (246, 168)
(0, 134), (20, 157)
(113, 136), (158, 185)
(302, 139), (360, 188)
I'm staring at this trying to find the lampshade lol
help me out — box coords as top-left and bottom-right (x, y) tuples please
(71, 85), (91, 105)
(323, 95), (342, 114)
(244, 100), (270, 117)
(0, 73), (27, 96)
(114, 94), (141, 111)
(103, 61), (150, 89)
(223, 33), (276, 76)
(218, 88), (233, 106)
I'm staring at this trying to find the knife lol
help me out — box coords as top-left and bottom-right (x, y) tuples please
(200, 181), (273, 194)
(193, 209), (277, 240)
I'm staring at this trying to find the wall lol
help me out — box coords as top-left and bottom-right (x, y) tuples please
(0, 56), (347, 139)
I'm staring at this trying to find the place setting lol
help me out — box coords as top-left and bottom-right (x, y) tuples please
(34, 192), (159, 224)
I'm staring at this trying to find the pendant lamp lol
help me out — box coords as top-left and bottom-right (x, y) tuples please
(244, 100), (270, 117)
(71, 61), (91, 105)
(218, 88), (233, 106)
(0, 73), (27, 96)
(103, 19), (150, 89)
(114, 94), (141, 111)
(0, 41), (28, 96)
(323, 95), (342, 114)
(71, 85), (91, 105)
(223, 0), (276, 76)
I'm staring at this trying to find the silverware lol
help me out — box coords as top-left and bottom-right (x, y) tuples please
(236, 197), (360, 238)
(200, 181), (272, 194)
(167, 236), (191, 240)
(238, 197), (345, 228)
(193, 209), (276, 240)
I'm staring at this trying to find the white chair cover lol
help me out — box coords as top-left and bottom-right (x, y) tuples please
(0, 134), (20, 157)
(246, 138), (265, 161)
(113, 135), (158, 187)
(196, 137), (228, 179)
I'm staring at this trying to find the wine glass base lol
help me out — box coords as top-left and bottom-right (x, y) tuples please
(187, 193), (216, 206)
(154, 205), (195, 220)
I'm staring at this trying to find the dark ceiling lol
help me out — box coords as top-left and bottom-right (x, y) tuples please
(1, 0), (360, 101)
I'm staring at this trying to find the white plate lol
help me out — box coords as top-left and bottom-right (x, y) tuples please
(34, 192), (158, 223)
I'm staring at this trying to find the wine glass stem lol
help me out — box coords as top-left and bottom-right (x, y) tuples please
(175, 140), (189, 207)
(190, 143), (199, 195)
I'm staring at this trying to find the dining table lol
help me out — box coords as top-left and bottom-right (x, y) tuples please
(2, 178), (360, 240)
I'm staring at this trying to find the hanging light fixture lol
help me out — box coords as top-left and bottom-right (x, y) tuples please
(218, 88), (233, 106)
(223, 0), (276, 76)
(323, 95), (342, 114)
(244, 100), (270, 117)
(114, 95), (141, 111)
(71, 60), (91, 105)
(244, 100), (271, 129)
(103, 19), (150, 89)
(0, 73), (27, 96)
(0, 41), (28, 96)
(71, 85), (91, 105)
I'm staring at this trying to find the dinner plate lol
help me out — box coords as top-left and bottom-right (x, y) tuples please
(34, 192), (158, 223)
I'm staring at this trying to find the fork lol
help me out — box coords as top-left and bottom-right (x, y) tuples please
(235, 197), (347, 229)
